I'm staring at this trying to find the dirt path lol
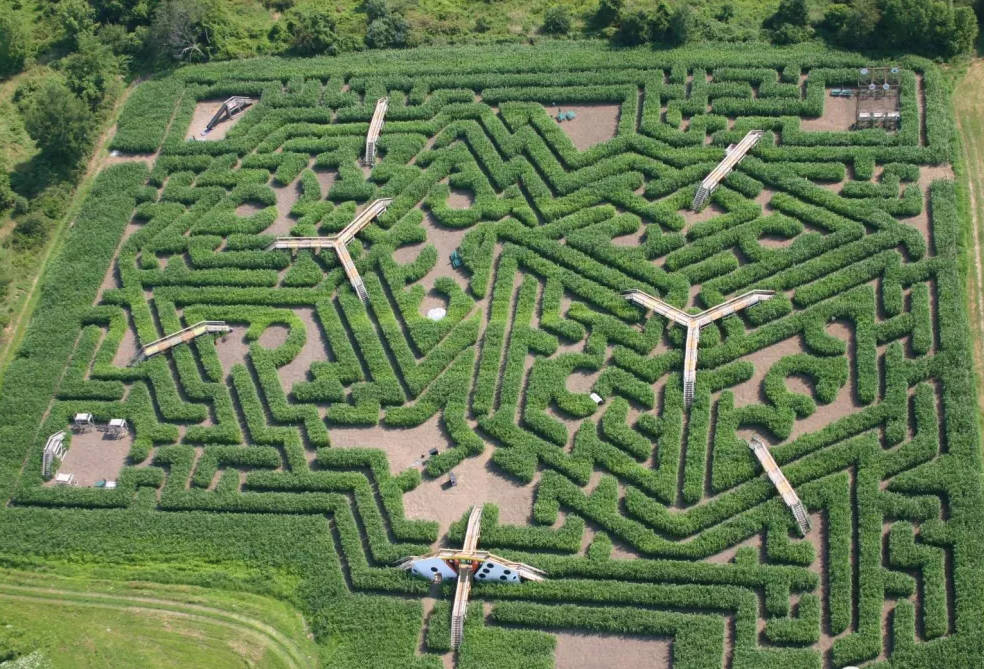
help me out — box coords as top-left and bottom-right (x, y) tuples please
(953, 60), (984, 414)
(0, 581), (316, 669)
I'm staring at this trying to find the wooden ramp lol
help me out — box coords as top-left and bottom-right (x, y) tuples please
(622, 289), (775, 406)
(205, 96), (253, 133)
(133, 321), (231, 364)
(692, 130), (763, 211)
(267, 198), (392, 303)
(748, 437), (811, 536)
(365, 97), (388, 167)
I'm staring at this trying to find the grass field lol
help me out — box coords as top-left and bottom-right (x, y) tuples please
(0, 568), (319, 668)
(953, 60), (984, 416)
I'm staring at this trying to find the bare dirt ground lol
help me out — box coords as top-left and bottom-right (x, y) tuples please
(112, 326), (138, 367)
(680, 202), (725, 232)
(49, 428), (132, 487)
(329, 414), (447, 475)
(401, 436), (536, 536)
(552, 630), (671, 669)
(705, 534), (762, 564)
(542, 104), (621, 151)
(728, 335), (805, 407)
(257, 324), (289, 349)
(799, 94), (856, 132)
(277, 309), (326, 393)
(446, 189), (474, 210)
(214, 326), (251, 373)
(186, 101), (251, 141)
(313, 168), (336, 198)
(269, 179), (302, 236)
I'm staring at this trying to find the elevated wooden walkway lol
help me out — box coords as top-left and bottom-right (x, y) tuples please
(365, 97), (388, 167)
(622, 289), (775, 406)
(692, 130), (763, 211)
(133, 321), (231, 364)
(748, 437), (812, 535)
(267, 198), (393, 302)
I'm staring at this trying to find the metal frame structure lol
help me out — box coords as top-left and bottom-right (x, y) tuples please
(106, 418), (129, 439)
(855, 66), (901, 129)
(397, 506), (545, 649)
(748, 437), (811, 536)
(132, 321), (232, 365)
(42, 431), (66, 478)
(692, 130), (764, 211)
(204, 96), (253, 133)
(365, 97), (389, 167)
(72, 413), (94, 433)
(268, 198), (393, 302)
(622, 289), (776, 406)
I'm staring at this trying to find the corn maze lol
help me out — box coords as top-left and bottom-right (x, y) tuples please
(0, 45), (981, 668)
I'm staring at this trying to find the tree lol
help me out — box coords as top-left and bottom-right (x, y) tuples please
(11, 212), (51, 251)
(280, 2), (341, 55)
(766, 0), (809, 29)
(59, 33), (122, 110)
(363, 1), (409, 49)
(614, 11), (651, 45)
(592, 0), (622, 29)
(22, 80), (92, 165)
(150, 0), (213, 61)
(0, 8), (33, 78)
(56, 0), (97, 49)
(541, 6), (572, 35)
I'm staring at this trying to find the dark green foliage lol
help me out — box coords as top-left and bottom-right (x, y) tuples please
(22, 79), (93, 165)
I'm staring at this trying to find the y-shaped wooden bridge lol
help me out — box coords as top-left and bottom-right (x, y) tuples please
(397, 506), (545, 649)
(622, 289), (775, 406)
(268, 198), (393, 302)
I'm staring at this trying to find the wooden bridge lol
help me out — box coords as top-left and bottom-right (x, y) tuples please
(365, 97), (388, 167)
(748, 437), (812, 536)
(622, 289), (775, 406)
(132, 321), (231, 364)
(268, 198), (393, 302)
(692, 130), (763, 211)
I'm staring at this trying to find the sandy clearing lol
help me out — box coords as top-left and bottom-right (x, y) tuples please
(799, 94), (856, 132)
(681, 202), (725, 232)
(542, 104), (620, 151)
(401, 437), (536, 536)
(214, 326), (252, 374)
(49, 428), (132, 487)
(258, 325), (289, 349)
(268, 179), (302, 236)
(704, 534), (762, 564)
(446, 188), (474, 210)
(728, 335), (807, 407)
(552, 630), (671, 669)
(112, 326), (139, 367)
(278, 309), (327, 394)
(185, 100), (251, 141)
(313, 168), (336, 198)
(329, 414), (446, 476)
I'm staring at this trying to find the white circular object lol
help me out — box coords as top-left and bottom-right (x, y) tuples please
(426, 307), (447, 321)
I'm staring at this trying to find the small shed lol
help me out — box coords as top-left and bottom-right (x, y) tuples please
(106, 418), (128, 439)
(73, 413), (94, 432)
(54, 472), (77, 486)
